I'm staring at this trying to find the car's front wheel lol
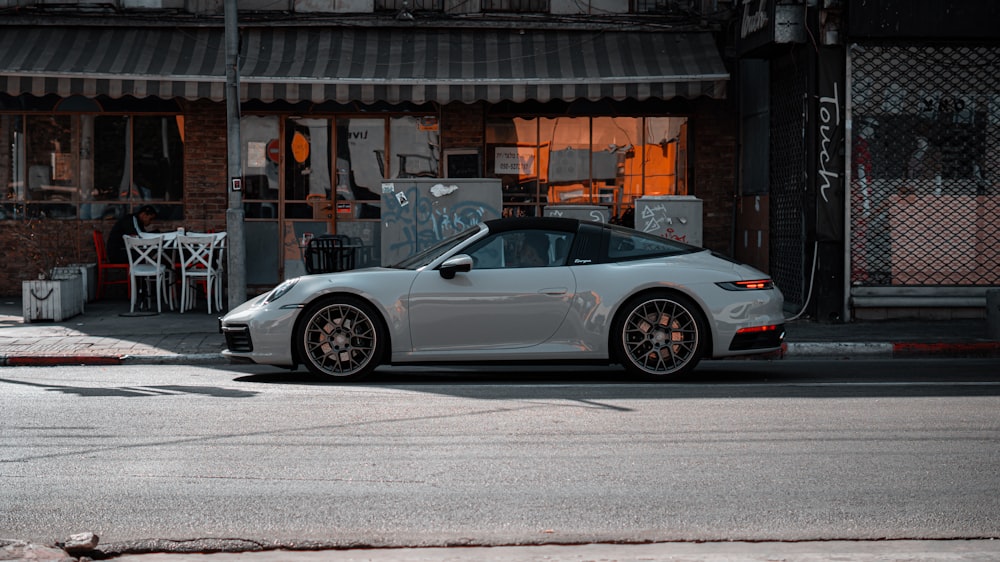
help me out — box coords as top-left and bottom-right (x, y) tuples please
(295, 296), (386, 380)
(613, 292), (707, 379)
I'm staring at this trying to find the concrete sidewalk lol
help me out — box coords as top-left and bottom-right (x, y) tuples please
(2, 296), (998, 366)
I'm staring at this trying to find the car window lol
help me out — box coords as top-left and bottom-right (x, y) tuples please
(465, 229), (574, 269)
(607, 227), (699, 260)
(391, 227), (481, 269)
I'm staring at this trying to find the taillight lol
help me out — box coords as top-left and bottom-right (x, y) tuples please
(716, 279), (774, 291)
(735, 324), (781, 334)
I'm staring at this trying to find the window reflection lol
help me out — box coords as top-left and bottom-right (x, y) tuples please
(25, 115), (76, 218)
(644, 117), (687, 196)
(485, 116), (688, 221)
(1, 113), (184, 221)
(133, 116), (185, 205)
(389, 116), (440, 179)
(487, 118), (540, 217)
(337, 118), (385, 219)
(0, 115), (23, 220)
(241, 116), (280, 219)
(285, 117), (332, 219)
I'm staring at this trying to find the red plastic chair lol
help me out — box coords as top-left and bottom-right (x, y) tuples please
(93, 230), (130, 300)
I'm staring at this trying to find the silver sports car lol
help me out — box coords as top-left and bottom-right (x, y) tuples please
(220, 217), (785, 381)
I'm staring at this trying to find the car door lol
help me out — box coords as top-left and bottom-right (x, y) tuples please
(407, 230), (576, 351)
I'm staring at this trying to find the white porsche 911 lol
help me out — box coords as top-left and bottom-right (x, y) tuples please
(220, 217), (785, 381)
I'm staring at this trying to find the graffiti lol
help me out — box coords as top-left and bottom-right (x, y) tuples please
(635, 198), (702, 246)
(640, 203), (688, 237)
(416, 198), (491, 246)
(381, 181), (502, 265)
(640, 204), (671, 233)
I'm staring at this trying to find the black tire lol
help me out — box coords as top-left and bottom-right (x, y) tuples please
(295, 296), (386, 380)
(613, 292), (707, 380)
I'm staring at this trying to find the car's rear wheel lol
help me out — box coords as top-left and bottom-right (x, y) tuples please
(295, 296), (385, 380)
(613, 292), (707, 379)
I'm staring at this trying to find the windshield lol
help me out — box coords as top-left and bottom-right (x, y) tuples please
(390, 226), (484, 269)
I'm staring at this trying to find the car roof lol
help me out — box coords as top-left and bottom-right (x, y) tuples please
(483, 216), (581, 234)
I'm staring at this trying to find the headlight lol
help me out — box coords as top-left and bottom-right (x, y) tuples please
(263, 278), (299, 304)
(716, 279), (774, 291)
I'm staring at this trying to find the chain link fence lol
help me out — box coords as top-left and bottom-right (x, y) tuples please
(850, 43), (1000, 287)
(769, 54), (809, 309)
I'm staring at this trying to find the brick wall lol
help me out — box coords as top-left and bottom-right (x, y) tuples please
(441, 102), (486, 151)
(690, 99), (738, 257)
(0, 219), (94, 297)
(178, 100), (230, 233)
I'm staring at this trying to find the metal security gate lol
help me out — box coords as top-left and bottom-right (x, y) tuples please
(769, 53), (809, 309)
(849, 43), (1000, 288)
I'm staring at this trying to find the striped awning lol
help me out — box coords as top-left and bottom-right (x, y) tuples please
(0, 27), (228, 101)
(0, 26), (729, 104)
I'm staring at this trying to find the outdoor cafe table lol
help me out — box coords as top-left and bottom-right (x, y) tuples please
(137, 230), (226, 311)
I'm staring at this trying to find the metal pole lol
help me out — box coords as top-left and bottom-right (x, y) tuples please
(225, 0), (246, 311)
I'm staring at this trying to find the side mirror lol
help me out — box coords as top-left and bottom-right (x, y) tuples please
(439, 254), (473, 279)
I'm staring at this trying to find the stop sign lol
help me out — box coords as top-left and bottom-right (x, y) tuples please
(266, 139), (280, 163)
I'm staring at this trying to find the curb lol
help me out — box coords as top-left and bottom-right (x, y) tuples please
(0, 353), (227, 367)
(121, 353), (229, 365)
(783, 341), (1000, 359)
(892, 342), (1000, 358)
(2, 343), (999, 368)
(1, 355), (125, 366)
(784, 342), (893, 358)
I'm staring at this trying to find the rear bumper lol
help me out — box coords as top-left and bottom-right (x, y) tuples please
(728, 324), (786, 352)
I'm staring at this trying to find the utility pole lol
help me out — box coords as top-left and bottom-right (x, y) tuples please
(225, 0), (246, 311)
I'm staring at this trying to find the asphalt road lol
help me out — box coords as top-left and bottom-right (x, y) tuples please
(1, 358), (998, 554)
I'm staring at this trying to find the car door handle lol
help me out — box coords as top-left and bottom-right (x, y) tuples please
(539, 287), (568, 295)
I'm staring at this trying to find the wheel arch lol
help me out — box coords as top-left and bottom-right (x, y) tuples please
(608, 286), (715, 364)
(290, 291), (394, 367)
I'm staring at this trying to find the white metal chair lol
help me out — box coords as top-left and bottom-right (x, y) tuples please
(177, 233), (223, 314)
(123, 235), (172, 314)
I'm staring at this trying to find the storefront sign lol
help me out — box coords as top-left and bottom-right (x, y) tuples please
(737, 0), (773, 55)
(815, 46), (845, 241)
(248, 142), (267, 168)
(494, 147), (535, 176)
(741, 0), (769, 39)
(737, 0), (804, 55)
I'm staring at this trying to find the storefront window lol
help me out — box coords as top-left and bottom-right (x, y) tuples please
(91, 115), (129, 220)
(389, 116), (440, 179)
(284, 117), (333, 219)
(643, 117), (687, 197)
(241, 116), (281, 219)
(486, 116), (688, 219)
(486, 118), (540, 217)
(1, 115), (23, 220)
(338, 117), (386, 218)
(25, 115), (77, 219)
(0, 112), (184, 221)
(133, 116), (185, 215)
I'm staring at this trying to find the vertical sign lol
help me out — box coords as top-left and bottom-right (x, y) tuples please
(816, 46), (845, 241)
